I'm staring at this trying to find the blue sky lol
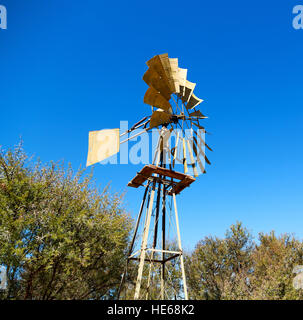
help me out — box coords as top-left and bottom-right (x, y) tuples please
(0, 0), (302, 250)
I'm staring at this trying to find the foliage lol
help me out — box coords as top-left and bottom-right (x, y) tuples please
(186, 222), (253, 299)
(186, 223), (303, 300)
(1, 143), (303, 300)
(249, 232), (303, 300)
(0, 143), (132, 300)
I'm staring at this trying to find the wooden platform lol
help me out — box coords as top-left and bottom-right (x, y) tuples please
(128, 165), (195, 195)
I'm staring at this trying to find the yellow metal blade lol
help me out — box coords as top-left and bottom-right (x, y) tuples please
(143, 67), (171, 101)
(146, 53), (175, 94)
(182, 137), (188, 174)
(192, 138), (206, 174)
(144, 87), (172, 114)
(173, 131), (180, 167)
(186, 93), (203, 109)
(178, 68), (187, 95)
(188, 110), (207, 118)
(169, 58), (180, 93)
(149, 109), (172, 128)
(186, 139), (199, 177)
(194, 129), (213, 151)
(193, 136), (211, 165)
(192, 121), (206, 132)
(179, 80), (196, 103)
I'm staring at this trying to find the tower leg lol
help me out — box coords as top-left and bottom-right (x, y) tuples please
(117, 183), (150, 299)
(161, 184), (166, 300)
(172, 193), (188, 300)
(145, 181), (162, 299)
(134, 182), (156, 300)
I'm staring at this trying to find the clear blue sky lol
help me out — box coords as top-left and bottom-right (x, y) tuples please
(1, 0), (302, 250)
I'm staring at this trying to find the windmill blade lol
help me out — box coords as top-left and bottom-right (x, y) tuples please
(192, 121), (206, 132)
(172, 130), (180, 167)
(178, 68), (187, 96)
(144, 87), (172, 114)
(169, 58), (180, 93)
(192, 138), (206, 174)
(186, 139), (199, 177)
(179, 80), (196, 103)
(182, 137), (188, 174)
(146, 53), (176, 93)
(193, 136), (211, 165)
(86, 129), (120, 166)
(149, 109), (172, 128)
(143, 67), (171, 101)
(193, 128), (213, 152)
(188, 110), (207, 119)
(186, 93), (203, 109)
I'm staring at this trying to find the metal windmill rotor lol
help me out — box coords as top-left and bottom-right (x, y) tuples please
(87, 53), (211, 176)
(143, 53), (212, 176)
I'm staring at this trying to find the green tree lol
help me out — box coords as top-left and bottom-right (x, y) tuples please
(249, 232), (303, 300)
(186, 223), (303, 300)
(186, 222), (254, 300)
(0, 143), (132, 300)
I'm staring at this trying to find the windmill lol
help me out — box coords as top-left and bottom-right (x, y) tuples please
(86, 53), (212, 300)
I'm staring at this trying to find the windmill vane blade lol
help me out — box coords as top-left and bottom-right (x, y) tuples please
(173, 130), (180, 168)
(144, 87), (172, 114)
(186, 139), (199, 177)
(178, 68), (187, 96)
(188, 110), (207, 118)
(169, 58), (180, 93)
(143, 67), (171, 100)
(193, 128), (213, 152)
(146, 54), (175, 94)
(149, 109), (172, 129)
(192, 121), (206, 132)
(179, 80), (196, 103)
(186, 93), (203, 109)
(182, 137), (188, 174)
(193, 136), (211, 165)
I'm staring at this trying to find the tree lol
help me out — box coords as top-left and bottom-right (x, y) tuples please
(186, 222), (254, 300)
(186, 223), (303, 300)
(249, 232), (303, 300)
(0, 143), (132, 300)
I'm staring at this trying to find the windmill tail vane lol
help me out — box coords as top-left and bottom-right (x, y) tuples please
(86, 53), (212, 300)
